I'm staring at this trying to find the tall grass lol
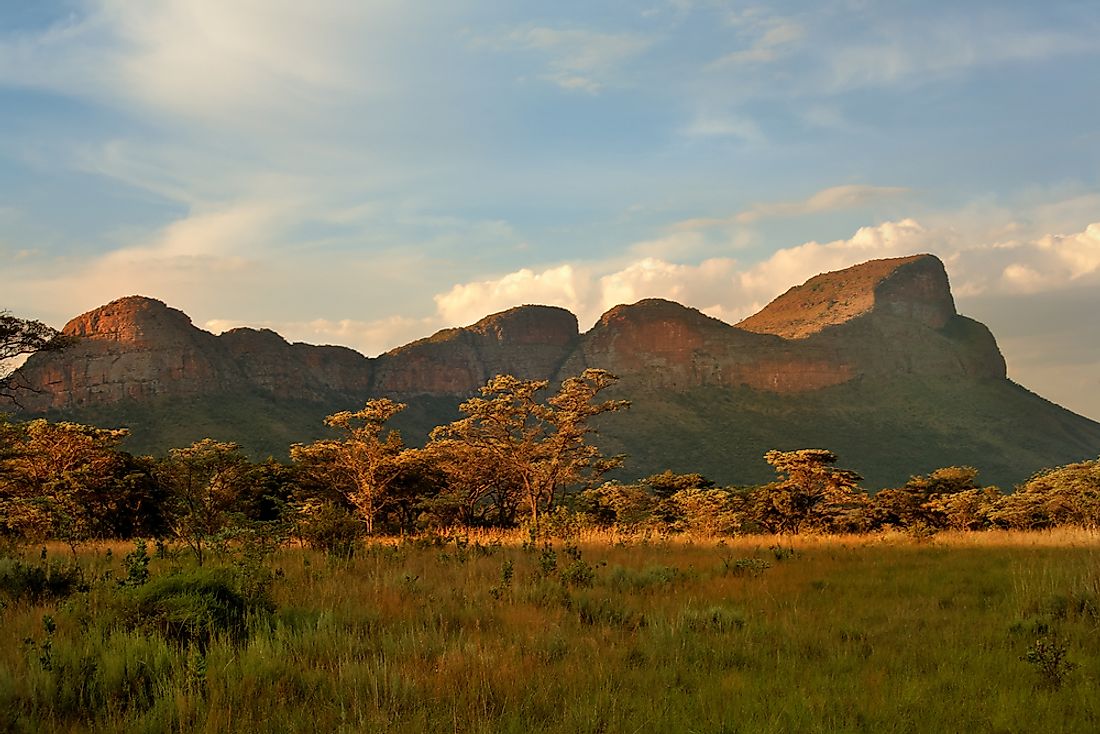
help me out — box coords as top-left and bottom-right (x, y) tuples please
(1, 532), (1098, 732)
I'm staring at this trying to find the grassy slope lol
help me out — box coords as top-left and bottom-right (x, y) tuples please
(600, 377), (1100, 489)
(2, 534), (1099, 733)
(24, 376), (1100, 490)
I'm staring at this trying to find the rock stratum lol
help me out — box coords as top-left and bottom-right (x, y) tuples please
(9, 254), (1099, 488)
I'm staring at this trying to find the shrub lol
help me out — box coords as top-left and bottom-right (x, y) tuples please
(721, 556), (771, 578)
(681, 605), (746, 632)
(1021, 633), (1078, 690)
(0, 557), (86, 603)
(295, 502), (361, 559)
(117, 567), (273, 649)
(606, 564), (682, 593)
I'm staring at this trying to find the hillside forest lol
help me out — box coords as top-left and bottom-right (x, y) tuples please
(3, 365), (1100, 557)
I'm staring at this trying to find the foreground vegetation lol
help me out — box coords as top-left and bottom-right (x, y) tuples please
(2, 531), (1099, 733)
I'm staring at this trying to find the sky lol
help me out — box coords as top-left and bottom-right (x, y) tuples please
(1, 1), (1099, 419)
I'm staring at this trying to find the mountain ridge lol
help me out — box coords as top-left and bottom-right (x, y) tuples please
(8, 254), (1099, 488)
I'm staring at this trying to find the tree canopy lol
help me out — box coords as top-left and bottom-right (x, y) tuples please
(0, 311), (72, 406)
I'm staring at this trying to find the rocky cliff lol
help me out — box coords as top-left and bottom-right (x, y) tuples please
(9, 254), (1096, 488)
(11, 254), (1007, 410)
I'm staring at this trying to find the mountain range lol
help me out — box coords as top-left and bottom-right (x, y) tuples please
(9, 254), (1100, 488)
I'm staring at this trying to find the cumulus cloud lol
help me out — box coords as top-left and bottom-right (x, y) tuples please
(429, 218), (1100, 334)
(433, 265), (590, 326)
(205, 314), (436, 357)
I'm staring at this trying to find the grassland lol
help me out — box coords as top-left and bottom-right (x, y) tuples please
(2, 530), (1099, 733)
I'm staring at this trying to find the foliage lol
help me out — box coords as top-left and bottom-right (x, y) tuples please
(430, 369), (629, 533)
(993, 459), (1100, 530)
(1021, 633), (1078, 690)
(159, 439), (251, 566)
(0, 556), (86, 603)
(117, 566), (273, 649)
(291, 399), (411, 534)
(754, 449), (865, 533)
(0, 419), (138, 551)
(0, 311), (73, 406)
(293, 499), (362, 558)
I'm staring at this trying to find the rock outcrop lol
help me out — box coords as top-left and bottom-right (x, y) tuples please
(10, 254), (1006, 412)
(372, 306), (578, 396)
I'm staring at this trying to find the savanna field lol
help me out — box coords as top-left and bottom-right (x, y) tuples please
(2, 530), (1099, 734)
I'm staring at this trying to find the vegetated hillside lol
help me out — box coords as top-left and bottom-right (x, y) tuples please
(9, 254), (1100, 488)
(595, 377), (1100, 489)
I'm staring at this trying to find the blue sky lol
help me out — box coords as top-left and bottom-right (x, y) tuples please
(2, 1), (1100, 418)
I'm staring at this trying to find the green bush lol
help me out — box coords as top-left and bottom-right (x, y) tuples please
(117, 567), (273, 649)
(0, 557), (86, 603)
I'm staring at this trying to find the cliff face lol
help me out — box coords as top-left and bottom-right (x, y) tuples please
(13, 297), (377, 411)
(11, 254), (1006, 412)
(16, 297), (236, 410)
(564, 254), (1004, 391)
(371, 306), (578, 396)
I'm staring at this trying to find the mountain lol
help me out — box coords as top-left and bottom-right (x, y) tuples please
(8, 254), (1100, 488)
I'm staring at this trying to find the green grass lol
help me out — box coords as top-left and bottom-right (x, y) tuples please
(2, 531), (1099, 732)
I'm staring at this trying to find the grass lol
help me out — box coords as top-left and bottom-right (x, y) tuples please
(2, 531), (1099, 732)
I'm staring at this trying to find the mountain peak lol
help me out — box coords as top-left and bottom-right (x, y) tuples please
(63, 295), (194, 343)
(737, 254), (956, 339)
(469, 304), (579, 346)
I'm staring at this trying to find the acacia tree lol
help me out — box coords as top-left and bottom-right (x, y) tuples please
(419, 436), (518, 528)
(291, 398), (410, 535)
(0, 419), (130, 551)
(430, 369), (629, 534)
(753, 449), (865, 534)
(0, 311), (72, 406)
(159, 439), (251, 565)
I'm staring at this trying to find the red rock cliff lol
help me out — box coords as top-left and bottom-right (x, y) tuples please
(9, 254), (1007, 413)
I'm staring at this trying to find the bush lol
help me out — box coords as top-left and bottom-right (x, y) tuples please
(117, 567), (273, 649)
(1021, 633), (1078, 690)
(0, 557), (86, 603)
(721, 556), (771, 578)
(296, 502), (361, 559)
(681, 605), (746, 632)
(575, 594), (645, 629)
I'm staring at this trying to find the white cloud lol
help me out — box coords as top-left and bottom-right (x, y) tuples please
(206, 314), (436, 357)
(0, 1), (425, 127)
(820, 21), (1094, 93)
(673, 184), (910, 230)
(429, 219), (940, 331)
(433, 265), (590, 326)
(427, 218), (1100, 337)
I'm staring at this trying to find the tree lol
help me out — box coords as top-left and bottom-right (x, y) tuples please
(430, 369), (629, 533)
(159, 439), (251, 565)
(290, 398), (410, 535)
(753, 449), (865, 534)
(991, 459), (1100, 530)
(0, 312), (72, 406)
(870, 466), (987, 530)
(419, 436), (517, 528)
(0, 419), (130, 551)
